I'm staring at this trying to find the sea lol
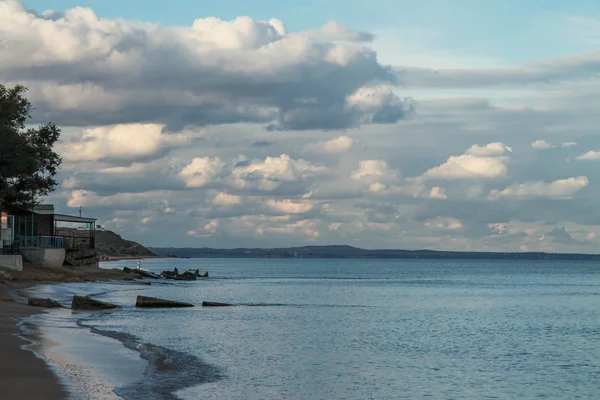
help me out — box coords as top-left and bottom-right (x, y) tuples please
(19, 258), (600, 400)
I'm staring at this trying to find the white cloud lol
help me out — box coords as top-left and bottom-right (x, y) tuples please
(226, 215), (320, 238)
(424, 217), (463, 231)
(66, 189), (172, 208)
(266, 199), (314, 214)
(531, 140), (555, 149)
(233, 154), (326, 190)
(465, 143), (513, 157)
(577, 151), (600, 160)
(179, 157), (225, 188)
(561, 141), (578, 147)
(213, 192), (242, 206)
(351, 160), (397, 180)
(59, 124), (189, 162)
(0, 1), (407, 130)
(306, 136), (359, 154)
(423, 142), (511, 180)
(489, 176), (589, 199)
(428, 187), (448, 199)
(188, 220), (219, 237)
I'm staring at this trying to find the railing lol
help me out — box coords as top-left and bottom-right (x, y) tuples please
(1, 239), (19, 255)
(17, 236), (65, 249)
(61, 236), (95, 250)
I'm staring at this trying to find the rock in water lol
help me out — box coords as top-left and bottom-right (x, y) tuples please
(72, 295), (119, 310)
(135, 295), (194, 308)
(202, 301), (232, 307)
(179, 271), (197, 281)
(28, 298), (64, 308)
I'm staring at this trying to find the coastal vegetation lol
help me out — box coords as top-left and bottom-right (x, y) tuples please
(150, 245), (600, 260)
(0, 84), (62, 208)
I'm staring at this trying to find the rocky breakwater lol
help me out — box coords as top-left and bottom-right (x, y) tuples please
(28, 298), (64, 308)
(135, 295), (194, 308)
(71, 295), (119, 310)
(201, 301), (232, 307)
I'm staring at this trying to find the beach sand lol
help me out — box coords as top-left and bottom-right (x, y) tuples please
(0, 295), (68, 400)
(0, 264), (140, 400)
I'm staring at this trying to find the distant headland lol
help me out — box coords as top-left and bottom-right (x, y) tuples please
(149, 245), (600, 260)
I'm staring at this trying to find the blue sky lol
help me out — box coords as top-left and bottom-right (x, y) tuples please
(24, 0), (600, 63)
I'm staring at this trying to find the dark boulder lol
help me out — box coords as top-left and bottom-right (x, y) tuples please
(179, 271), (197, 281)
(72, 295), (119, 310)
(135, 295), (194, 308)
(28, 298), (64, 308)
(202, 301), (232, 307)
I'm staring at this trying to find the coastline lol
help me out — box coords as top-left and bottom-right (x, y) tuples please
(99, 255), (172, 262)
(0, 264), (139, 400)
(0, 282), (68, 400)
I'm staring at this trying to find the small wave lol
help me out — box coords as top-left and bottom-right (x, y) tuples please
(77, 319), (225, 400)
(237, 302), (375, 308)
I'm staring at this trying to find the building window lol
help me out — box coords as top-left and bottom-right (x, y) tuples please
(1, 212), (7, 229)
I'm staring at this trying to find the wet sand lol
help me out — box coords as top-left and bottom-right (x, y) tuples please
(0, 264), (139, 400)
(0, 295), (68, 400)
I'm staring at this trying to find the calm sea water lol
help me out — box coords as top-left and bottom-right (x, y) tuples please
(23, 258), (600, 399)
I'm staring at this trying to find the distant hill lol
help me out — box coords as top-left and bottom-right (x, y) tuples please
(149, 245), (600, 260)
(96, 230), (156, 257)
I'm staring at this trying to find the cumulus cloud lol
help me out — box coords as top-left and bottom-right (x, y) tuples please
(531, 140), (555, 149)
(213, 192), (242, 206)
(0, 0), (407, 131)
(179, 157), (225, 188)
(576, 151), (600, 160)
(351, 160), (397, 180)
(489, 176), (589, 199)
(232, 154), (326, 190)
(424, 217), (463, 231)
(59, 124), (190, 162)
(224, 215), (320, 239)
(66, 189), (172, 209)
(305, 135), (360, 153)
(428, 187), (448, 199)
(188, 220), (219, 237)
(266, 199), (314, 214)
(423, 142), (512, 180)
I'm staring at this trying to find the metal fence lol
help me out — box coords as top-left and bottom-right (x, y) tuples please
(15, 236), (65, 249)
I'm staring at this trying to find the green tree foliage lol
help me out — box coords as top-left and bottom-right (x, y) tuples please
(0, 84), (62, 208)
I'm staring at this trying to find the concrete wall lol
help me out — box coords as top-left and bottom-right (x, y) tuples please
(0, 255), (23, 271)
(20, 248), (65, 268)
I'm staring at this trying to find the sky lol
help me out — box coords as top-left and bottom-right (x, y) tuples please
(2, 0), (600, 252)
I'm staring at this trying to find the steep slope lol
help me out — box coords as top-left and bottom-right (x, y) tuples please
(95, 230), (156, 257)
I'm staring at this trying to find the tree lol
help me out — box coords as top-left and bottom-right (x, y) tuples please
(0, 84), (62, 208)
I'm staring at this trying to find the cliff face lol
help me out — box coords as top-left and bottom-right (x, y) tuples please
(95, 230), (155, 257)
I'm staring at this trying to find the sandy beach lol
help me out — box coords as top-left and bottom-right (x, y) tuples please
(0, 264), (137, 400)
(0, 291), (68, 400)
